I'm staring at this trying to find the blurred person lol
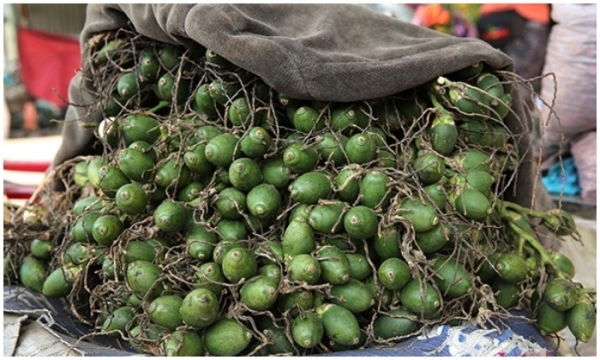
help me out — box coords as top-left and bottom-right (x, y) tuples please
(536, 4), (596, 204)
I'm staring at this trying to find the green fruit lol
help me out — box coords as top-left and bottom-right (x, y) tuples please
(373, 226), (401, 259)
(262, 322), (297, 355)
(330, 107), (357, 132)
(277, 290), (315, 317)
(259, 264), (282, 282)
(315, 133), (348, 165)
(452, 188), (491, 221)
(240, 126), (272, 158)
(377, 150), (397, 168)
(122, 114), (161, 145)
(215, 187), (247, 220)
(205, 133), (241, 168)
(292, 312), (324, 349)
(194, 83), (219, 119)
(335, 165), (361, 203)
(228, 97), (253, 127)
(359, 170), (391, 209)
(415, 223), (449, 254)
(138, 48), (160, 83)
(42, 266), (76, 298)
(208, 79), (241, 106)
(345, 133), (377, 165)
(157, 45), (181, 71)
(129, 323), (165, 354)
(97, 164), (130, 198)
(293, 106), (324, 133)
(492, 279), (520, 309)
(399, 279), (442, 320)
(154, 200), (188, 233)
(288, 254), (321, 285)
(163, 330), (205, 356)
(204, 320), (253, 356)
(19, 257), (47, 293)
(30, 239), (52, 260)
(72, 196), (103, 217)
(69, 219), (95, 247)
(180, 288), (220, 329)
(283, 143), (319, 174)
(343, 206), (378, 240)
(316, 246), (351, 285)
(115, 182), (148, 215)
(177, 181), (205, 202)
(543, 278), (579, 312)
(87, 156), (107, 189)
(398, 198), (438, 233)
(289, 171), (332, 204)
(373, 308), (419, 340)
(216, 219), (248, 242)
(282, 219), (316, 259)
(196, 125), (223, 143)
(124, 240), (156, 263)
(494, 253), (529, 284)
(308, 202), (347, 234)
(240, 275), (280, 311)
(261, 158), (292, 189)
(126, 260), (164, 300)
(154, 158), (191, 190)
(413, 152), (445, 185)
(147, 294), (184, 331)
(228, 158), (262, 192)
(537, 301), (567, 335)
(195, 262), (226, 296)
(102, 306), (135, 336)
(447, 82), (490, 116)
(476, 72), (504, 102)
(429, 112), (458, 156)
(118, 148), (155, 182)
(93, 38), (125, 65)
(378, 258), (411, 291)
(548, 251), (576, 279)
(329, 279), (375, 313)
(465, 170), (495, 195)
(73, 160), (89, 188)
(246, 184), (281, 223)
(566, 300), (596, 343)
(156, 72), (190, 105)
(63, 243), (94, 266)
(346, 253), (372, 280)
(205, 48), (234, 70)
(222, 247), (258, 283)
(92, 214), (124, 246)
(184, 144), (215, 176)
(431, 256), (473, 298)
(317, 303), (361, 346)
(116, 72), (139, 100)
(454, 149), (492, 172)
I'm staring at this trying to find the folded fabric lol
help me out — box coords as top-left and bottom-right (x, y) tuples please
(541, 156), (581, 196)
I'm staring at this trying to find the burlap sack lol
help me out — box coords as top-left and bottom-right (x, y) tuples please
(51, 4), (556, 244)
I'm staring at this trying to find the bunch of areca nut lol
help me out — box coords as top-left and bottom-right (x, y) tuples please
(4, 29), (595, 356)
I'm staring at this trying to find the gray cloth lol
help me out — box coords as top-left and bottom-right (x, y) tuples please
(51, 4), (552, 220)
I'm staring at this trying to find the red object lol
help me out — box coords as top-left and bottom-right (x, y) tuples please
(4, 181), (39, 200)
(17, 27), (81, 108)
(4, 160), (51, 173)
(3, 160), (50, 200)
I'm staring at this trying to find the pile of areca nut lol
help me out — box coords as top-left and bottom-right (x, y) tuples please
(4, 30), (595, 356)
